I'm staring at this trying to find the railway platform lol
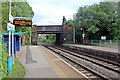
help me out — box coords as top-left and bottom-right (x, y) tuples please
(63, 44), (119, 53)
(17, 45), (86, 78)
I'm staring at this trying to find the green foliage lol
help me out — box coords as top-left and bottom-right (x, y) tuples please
(74, 2), (120, 40)
(11, 2), (34, 17)
(1, 43), (8, 78)
(38, 34), (56, 44)
(23, 27), (31, 45)
(46, 34), (56, 43)
(88, 25), (99, 33)
(65, 19), (74, 27)
(3, 58), (25, 79)
(2, 1), (34, 31)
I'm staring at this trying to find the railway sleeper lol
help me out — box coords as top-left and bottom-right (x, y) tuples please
(57, 47), (120, 73)
(61, 51), (118, 78)
(47, 46), (119, 79)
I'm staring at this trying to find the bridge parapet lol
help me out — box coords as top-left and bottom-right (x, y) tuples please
(37, 25), (63, 32)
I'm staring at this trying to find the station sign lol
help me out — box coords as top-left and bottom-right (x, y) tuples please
(7, 23), (15, 31)
(101, 36), (106, 40)
(13, 20), (32, 26)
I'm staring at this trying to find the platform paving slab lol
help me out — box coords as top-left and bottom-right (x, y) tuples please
(40, 45), (87, 78)
(18, 46), (58, 78)
(17, 45), (87, 79)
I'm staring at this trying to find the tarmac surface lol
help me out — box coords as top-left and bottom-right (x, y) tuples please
(17, 45), (86, 78)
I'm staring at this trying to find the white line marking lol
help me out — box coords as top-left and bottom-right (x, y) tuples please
(42, 46), (89, 79)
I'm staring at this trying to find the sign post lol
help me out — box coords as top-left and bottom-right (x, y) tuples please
(73, 14), (76, 44)
(8, 30), (11, 57)
(81, 28), (85, 44)
(8, 28), (12, 75)
(7, 23), (15, 75)
(101, 36), (106, 46)
(12, 29), (15, 64)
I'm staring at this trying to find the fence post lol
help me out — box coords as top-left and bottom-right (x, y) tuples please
(109, 40), (112, 47)
(91, 40), (93, 45)
(100, 40), (101, 46)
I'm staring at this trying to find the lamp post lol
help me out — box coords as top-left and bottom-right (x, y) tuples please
(81, 28), (85, 44)
(73, 25), (75, 44)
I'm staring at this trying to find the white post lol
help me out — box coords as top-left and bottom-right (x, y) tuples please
(9, 0), (12, 57)
(12, 30), (14, 64)
(100, 40), (101, 46)
(9, 31), (11, 57)
(83, 30), (85, 44)
(73, 14), (76, 44)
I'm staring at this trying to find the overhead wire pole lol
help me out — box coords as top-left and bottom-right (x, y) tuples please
(73, 24), (75, 44)
(73, 14), (76, 44)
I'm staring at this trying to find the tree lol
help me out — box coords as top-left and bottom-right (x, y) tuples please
(2, 1), (34, 31)
(46, 34), (56, 43)
(75, 2), (120, 40)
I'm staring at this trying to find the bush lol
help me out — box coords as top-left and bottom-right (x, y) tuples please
(0, 43), (8, 78)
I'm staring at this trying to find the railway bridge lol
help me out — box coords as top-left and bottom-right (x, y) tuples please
(31, 24), (64, 45)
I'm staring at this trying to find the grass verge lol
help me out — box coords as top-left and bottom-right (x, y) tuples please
(2, 58), (25, 79)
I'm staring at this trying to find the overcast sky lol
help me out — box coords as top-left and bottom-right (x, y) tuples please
(28, 0), (101, 25)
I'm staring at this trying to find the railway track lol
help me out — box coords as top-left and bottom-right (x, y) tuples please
(63, 45), (120, 64)
(55, 46), (120, 73)
(44, 45), (119, 80)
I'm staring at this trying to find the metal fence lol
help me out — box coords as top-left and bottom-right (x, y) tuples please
(84, 40), (119, 47)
